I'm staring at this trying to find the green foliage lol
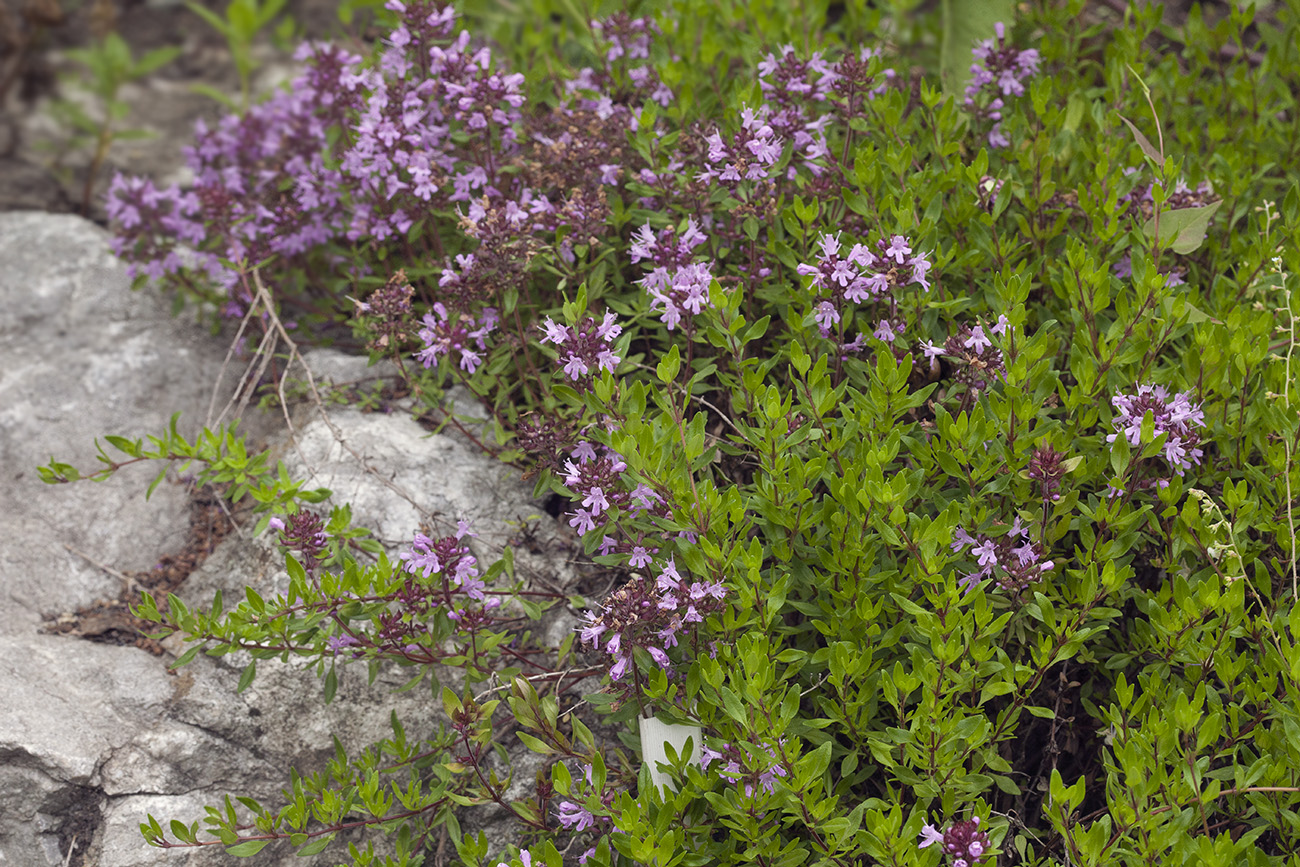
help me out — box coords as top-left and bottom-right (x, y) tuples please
(46, 31), (179, 213)
(50, 0), (1300, 864)
(185, 0), (292, 109)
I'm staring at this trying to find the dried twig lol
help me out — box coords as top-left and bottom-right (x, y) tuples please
(64, 543), (138, 593)
(249, 268), (439, 525)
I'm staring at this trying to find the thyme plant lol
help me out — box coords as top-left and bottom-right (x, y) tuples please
(43, 0), (1300, 864)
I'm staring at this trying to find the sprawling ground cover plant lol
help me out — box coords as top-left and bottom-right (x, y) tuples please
(42, 0), (1300, 864)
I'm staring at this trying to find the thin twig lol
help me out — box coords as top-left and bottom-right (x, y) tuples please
(473, 666), (601, 702)
(205, 300), (259, 428)
(627, 360), (743, 438)
(249, 269), (438, 526)
(64, 544), (138, 594)
(60, 835), (77, 867)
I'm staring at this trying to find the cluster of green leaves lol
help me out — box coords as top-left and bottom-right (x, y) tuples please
(184, 0), (294, 109)
(46, 0), (1300, 865)
(486, 1), (1300, 864)
(39, 412), (330, 515)
(45, 30), (179, 213)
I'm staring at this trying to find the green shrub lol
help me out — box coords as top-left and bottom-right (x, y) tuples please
(47, 0), (1300, 864)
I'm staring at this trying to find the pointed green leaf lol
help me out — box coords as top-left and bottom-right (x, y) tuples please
(1143, 201), (1222, 255)
(225, 840), (270, 857)
(1117, 114), (1162, 163)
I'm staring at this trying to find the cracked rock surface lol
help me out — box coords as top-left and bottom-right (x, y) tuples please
(0, 212), (577, 865)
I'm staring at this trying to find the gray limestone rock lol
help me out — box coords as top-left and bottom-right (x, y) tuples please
(0, 213), (578, 866)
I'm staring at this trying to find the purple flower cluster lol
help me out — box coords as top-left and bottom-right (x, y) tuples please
(415, 302), (499, 374)
(951, 517), (1054, 594)
(629, 218), (715, 330)
(393, 522), (497, 631)
(538, 311), (623, 390)
(564, 13), (674, 123)
(756, 45), (896, 178)
(559, 442), (633, 536)
(552, 761), (614, 858)
(919, 816), (992, 866)
(700, 739), (788, 797)
(351, 271), (415, 351)
(105, 175), (204, 283)
(1027, 443), (1069, 503)
(797, 231), (932, 338)
(341, 14), (526, 238)
(577, 558), (725, 681)
(268, 511), (330, 577)
(1106, 384), (1206, 485)
(105, 1), (578, 317)
(919, 318), (1009, 395)
(698, 106), (785, 185)
(964, 22), (1040, 148)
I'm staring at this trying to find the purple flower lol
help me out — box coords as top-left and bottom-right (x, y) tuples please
(416, 303), (498, 373)
(884, 234), (912, 263)
(965, 23), (1038, 148)
(569, 508), (597, 535)
(539, 311), (623, 390)
(973, 540), (998, 567)
(326, 633), (360, 655)
(919, 824), (945, 849)
(556, 801), (596, 832)
(540, 317), (570, 344)
(609, 654), (630, 680)
(921, 816), (992, 864)
(579, 615), (607, 645)
(963, 325), (992, 353)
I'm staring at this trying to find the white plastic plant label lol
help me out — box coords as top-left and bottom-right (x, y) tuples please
(639, 716), (702, 792)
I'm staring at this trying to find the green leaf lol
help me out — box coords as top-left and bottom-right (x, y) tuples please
(657, 344), (681, 384)
(1142, 201), (1222, 255)
(517, 732), (555, 755)
(257, 0), (288, 28)
(719, 686), (747, 724)
(225, 840), (270, 857)
(185, 1), (233, 35)
(227, 0), (258, 37)
(1117, 114), (1162, 163)
(133, 45), (182, 77)
(236, 660), (257, 693)
(146, 467), (168, 500)
(324, 666), (338, 703)
(105, 435), (140, 456)
(169, 644), (201, 670)
(296, 834), (334, 856)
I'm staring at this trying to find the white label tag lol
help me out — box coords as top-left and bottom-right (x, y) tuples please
(639, 716), (702, 792)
